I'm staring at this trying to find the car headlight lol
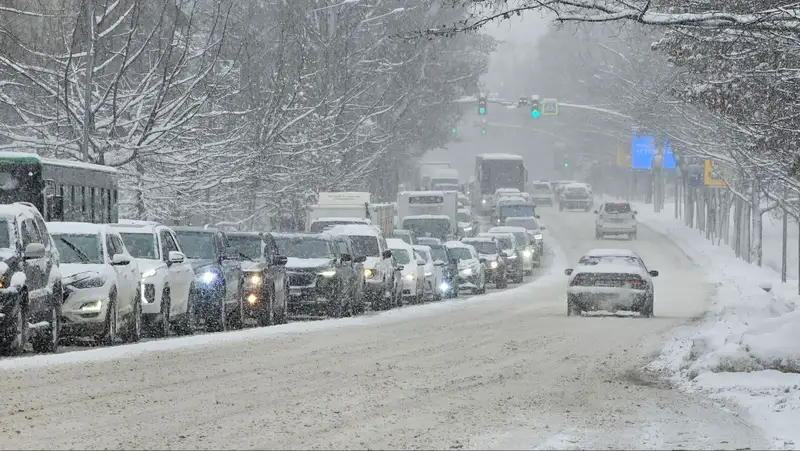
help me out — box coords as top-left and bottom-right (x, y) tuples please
(70, 273), (107, 289)
(523, 250), (532, 258)
(199, 271), (218, 284)
(141, 268), (157, 279)
(439, 282), (450, 292)
(405, 273), (414, 281)
(506, 254), (517, 260)
(460, 268), (472, 276)
(364, 268), (374, 279)
(482, 199), (487, 204)
(534, 234), (543, 240)
(317, 268), (337, 278)
(79, 300), (103, 311)
(246, 273), (262, 285)
(489, 260), (498, 269)
(425, 272), (433, 277)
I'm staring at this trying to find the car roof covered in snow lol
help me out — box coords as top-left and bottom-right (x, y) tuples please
(386, 238), (413, 250)
(325, 224), (382, 236)
(574, 262), (647, 276)
(488, 226), (528, 234)
(273, 232), (332, 240)
(46, 221), (107, 235)
(497, 196), (531, 205)
(0, 203), (39, 219)
(462, 236), (496, 243)
(494, 188), (520, 193)
(311, 217), (371, 223)
(226, 231), (262, 238)
(564, 182), (589, 189)
(403, 214), (451, 221)
(108, 222), (163, 234)
(457, 207), (471, 214)
(445, 240), (471, 248)
(172, 226), (219, 233)
(478, 153), (524, 160)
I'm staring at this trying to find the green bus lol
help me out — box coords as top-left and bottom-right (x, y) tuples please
(0, 152), (119, 223)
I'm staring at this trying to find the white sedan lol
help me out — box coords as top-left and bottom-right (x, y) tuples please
(49, 222), (142, 344)
(413, 245), (443, 301)
(387, 238), (426, 304)
(564, 249), (658, 317)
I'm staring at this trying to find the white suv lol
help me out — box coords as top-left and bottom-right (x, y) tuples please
(49, 222), (142, 344)
(595, 201), (638, 240)
(110, 222), (195, 337)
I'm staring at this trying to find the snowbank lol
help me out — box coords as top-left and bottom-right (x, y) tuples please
(635, 203), (800, 449)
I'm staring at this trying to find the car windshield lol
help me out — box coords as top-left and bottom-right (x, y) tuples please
(605, 203), (632, 214)
(402, 218), (450, 239)
(449, 247), (473, 260)
(345, 235), (380, 257)
(415, 248), (431, 262)
(510, 232), (527, 246)
(119, 232), (158, 259)
(53, 233), (103, 264)
(396, 234), (412, 245)
(505, 217), (540, 230)
(429, 246), (448, 262)
(532, 184), (550, 192)
(0, 219), (11, 249)
(391, 248), (412, 264)
(494, 237), (513, 250)
(227, 235), (263, 260)
(457, 212), (471, 222)
(579, 255), (642, 267)
(174, 231), (216, 260)
(500, 204), (535, 218)
(566, 187), (587, 194)
(464, 241), (497, 254)
(274, 237), (332, 259)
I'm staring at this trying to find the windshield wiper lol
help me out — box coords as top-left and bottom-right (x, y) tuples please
(237, 251), (254, 261)
(58, 237), (90, 264)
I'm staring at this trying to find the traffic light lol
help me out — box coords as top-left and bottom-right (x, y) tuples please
(478, 96), (487, 115)
(530, 99), (540, 118)
(451, 127), (457, 134)
(481, 128), (487, 135)
(563, 154), (570, 168)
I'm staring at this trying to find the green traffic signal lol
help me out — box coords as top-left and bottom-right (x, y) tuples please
(531, 110), (540, 118)
(452, 127), (457, 134)
(481, 128), (487, 135)
(479, 107), (486, 115)
(564, 162), (569, 168)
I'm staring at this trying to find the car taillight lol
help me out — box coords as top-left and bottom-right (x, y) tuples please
(630, 279), (645, 289)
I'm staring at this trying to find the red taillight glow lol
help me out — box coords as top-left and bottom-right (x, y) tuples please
(630, 279), (645, 288)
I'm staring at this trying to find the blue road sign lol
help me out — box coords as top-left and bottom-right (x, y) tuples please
(631, 135), (655, 169)
(662, 141), (676, 169)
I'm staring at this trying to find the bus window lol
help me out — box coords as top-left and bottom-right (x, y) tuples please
(81, 186), (87, 221)
(111, 189), (118, 222)
(99, 188), (106, 223)
(107, 189), (113, 223)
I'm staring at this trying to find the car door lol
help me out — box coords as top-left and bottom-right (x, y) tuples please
(218, 232), (241, 304)
(112, 233), (138, 311)
(20, 217), (47, 312)
(334, 238), (353, 291)
(166, 230), (193, 302)
(106, 232), (133, 317)
(32, 213), (59, 298)
(159, 229), (187, 315)
(262, 234), (286, 308)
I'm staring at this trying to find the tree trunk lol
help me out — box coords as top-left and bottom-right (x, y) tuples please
(750, 176), (763, 266)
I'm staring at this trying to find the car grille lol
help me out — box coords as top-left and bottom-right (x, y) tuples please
(288, 272), (316, 287)
(570, 273), (645, 288)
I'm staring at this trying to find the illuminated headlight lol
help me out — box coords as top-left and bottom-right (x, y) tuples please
(246, 273), (262, 285)
(489, 261), (498, 269)
(523, 250), (532, 258)
(534, 234), (543, 240)
(506, 254), (517, 260)
(439, 282), (450, 292)
(405, 273), (414, 281)
(246, 293), (258, 304)
(463, 226), (472, 232)
(200, 271), (218, 284)
(364, 268), (374, 279)
(425, 272), (433, 277)
(317, 268), (337, 278)
(79, 300), (103, 311)
(482, 199), (487, 204)
(460, 268), (472, 276)
(141, 268), (157, 279)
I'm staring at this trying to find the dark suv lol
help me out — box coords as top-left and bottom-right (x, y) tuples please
(0, 203), (63, 355)
(226, 231), (289, 326)
(172, 227), (244, 331)
(273, 233), (366, 318)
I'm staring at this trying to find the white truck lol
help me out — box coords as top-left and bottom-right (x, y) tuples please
(417, 161), (451, 190)
(305, 192), (395, 236)
(429, 168), (460, 191)
(396, 190), (459, 240)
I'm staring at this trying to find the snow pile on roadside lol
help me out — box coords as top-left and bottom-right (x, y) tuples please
(635, 204), (800, 448)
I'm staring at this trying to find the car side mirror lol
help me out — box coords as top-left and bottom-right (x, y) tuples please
(479, 257), (487, 264)
(564, 268), (573, 275)
(168, 250), (185, 264)
(417, 259), (426, 266)
(274, 255), (288, 266)
(382, 249), (393, 259)
(111, 253), (131, 266)
(353, 255), (367, 263)
(540, 226), (546, 230)
(634, 210), (639, 215)
(24, 242), (46, 259)
(434, 260), (445, 267)
(396, 265), (405, 272)
(649, 270), (659, 277)
(341, 253), (352, 262)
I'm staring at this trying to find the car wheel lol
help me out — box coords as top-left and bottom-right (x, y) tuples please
(0, 290), (28, 356)
(32, 288), (61, 353)
(567, 298), (581, 316)
(641, 295), (654, 317)
(154, 289), (171, 337)
(176, 286), (195, 336)
(327, 283), (345, 318)
(122, 287), (143, 343)
(101, 293), (118, 346)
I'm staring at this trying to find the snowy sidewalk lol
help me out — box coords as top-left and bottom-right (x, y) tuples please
(634, 203), (800, 450)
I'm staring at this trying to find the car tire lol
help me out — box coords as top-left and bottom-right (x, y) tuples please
(101, 294), (118, 346)
(176, 285), (195, 336)
(153, 288), (171, 338)
(327, 283), (345, 318)
(32, 287), (61, 353)
(567, 298), (581, 316)
(121, 287), (143, 343)
(640, 295), (654, 317)
(0, 290), (28, 356)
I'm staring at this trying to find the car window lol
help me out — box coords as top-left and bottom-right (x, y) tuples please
(160, 231), (180, 259)
(605, 203), (632, 214)
(105, 235), (116, 258)
(111, 235), (126, 256)
(263, 234), (279, 260)
(0, 220), (11, 249)
(21, 219), (43, 246)
(33, 214), (50, 248)
(120, 232), (159, 259)
(336, 240), (349, 255)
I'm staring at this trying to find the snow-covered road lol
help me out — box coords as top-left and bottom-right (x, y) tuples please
(0, 210), (768, 450)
